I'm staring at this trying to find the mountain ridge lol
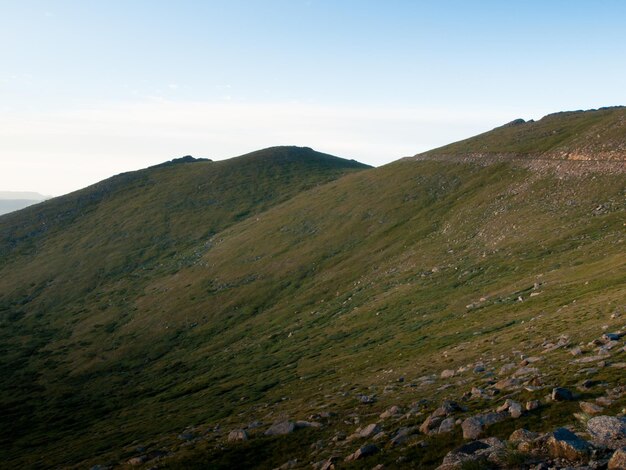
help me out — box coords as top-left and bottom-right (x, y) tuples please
(415, 106), (626, 170)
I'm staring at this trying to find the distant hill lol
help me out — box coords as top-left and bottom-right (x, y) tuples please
(0, 113), (624, 469)
(0, 191), (49, 216)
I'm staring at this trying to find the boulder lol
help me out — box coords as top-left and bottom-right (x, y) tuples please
(461, 417), (483, 440)
(441, 369), (456, 379)
(358, 423), (380, 438)
(358, 394), (376, 404)
(496, 399), (523, 418)
(438, 417), (456, 434)
(379, 405), (402, 419)
(461, 413), (506, 440)
(227, 429), (248, 442)
(295, 420), (322, 429)
(437, 439), (505, 470)
(587, 416), (626, 449)
(512, 366), (539, 377)
(608, 447), (626, 469)
(546, 428), (592, 462)
(494, 377), (521, 391)
(344, 444), (379, 461)
(508, 401), (523, 418)
(432, 400), (465, 417)
(420, 415), (442, 435)
(579, 401), (604, 415)
(526, 400), (540, 411)
(265, 421), (295, 436)
(551, 387), (574, 401)
(509, 428), (540, 445)
(390, 426), (417, 446)
(498, 363), (516, 375)
(570, 346), (583, 356)
(318, 458), (337, 470)
(127, 456), (147, 466)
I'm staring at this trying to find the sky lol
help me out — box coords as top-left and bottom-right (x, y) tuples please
(1, 0), (625, 196)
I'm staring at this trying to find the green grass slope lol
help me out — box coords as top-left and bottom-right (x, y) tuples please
(0, 111), (625, 468)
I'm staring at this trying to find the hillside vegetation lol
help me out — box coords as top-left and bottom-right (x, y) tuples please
(0, 109), (625, 469)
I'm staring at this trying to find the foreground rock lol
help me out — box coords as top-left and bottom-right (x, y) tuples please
(546, 428), (592, 462)
(608, 447), (626, 469)
(587, 416), (626, 449)
(437, 438), (506, 470)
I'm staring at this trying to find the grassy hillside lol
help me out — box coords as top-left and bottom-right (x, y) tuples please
(0, 146), (370, 466)
(0, 111), (624, 469)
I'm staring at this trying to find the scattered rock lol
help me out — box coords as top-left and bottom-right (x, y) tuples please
(390, 426), (417, 446)
(441, 369), (456, 379)
(497, 399), (523, 418)
(526, 400), (540, 411)
(587, 416), (626, 449)
(608, 447), (626, 469)
(551, 387), (574, 401)
(358, 394), (376, 404)
(358, 423), (380, 438)
(317, 458), (337, 470)
(494, 377), (521, 391)
(127, 456), (148, 466)
(580, 401), (604, 415)
(432, 400), (465, 417)
(227, 429), (248, 442)
(438, 417), (456, 434)
(380, 406), (402, 419)
(344, 444), (379, 461)
(265, 421), (296, 436)
(420, 415), (442, 435)
(437, 438), (506, 470)
(461, 413), (506, 439)
(597, 396), (614, 407)
(473, 364), (486, 373)
(546, 428), (592, 462)
(570, 346), (583, 356)
(509, 428), (540, 446)
(295, 420), (322, 429)
(513, 366), (540, 377)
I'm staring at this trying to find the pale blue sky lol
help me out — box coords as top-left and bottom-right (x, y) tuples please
(1, 1), (625, 194)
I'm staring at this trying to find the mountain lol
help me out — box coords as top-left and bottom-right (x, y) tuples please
(0, 191), (49, 216)
(1, 111), (625, 469)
